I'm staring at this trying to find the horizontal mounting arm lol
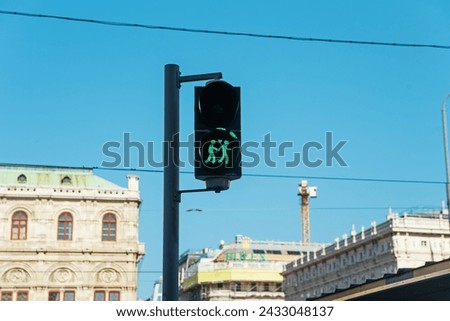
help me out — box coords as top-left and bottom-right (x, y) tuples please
(179, 72), (222, 84)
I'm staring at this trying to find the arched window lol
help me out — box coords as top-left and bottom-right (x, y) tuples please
(102, 213), (117, 241)
(17, 174), (27, 183)
(61, 176), (72, 185)
(57, 212), (73, 240)
(11, 211), (27, 240)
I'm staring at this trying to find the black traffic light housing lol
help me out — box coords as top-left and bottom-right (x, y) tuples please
(194, 80), (241, 188)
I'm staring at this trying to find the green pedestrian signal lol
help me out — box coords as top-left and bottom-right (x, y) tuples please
(194, 81), (241, 186)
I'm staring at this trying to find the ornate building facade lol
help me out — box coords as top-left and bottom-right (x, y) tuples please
(282, 212), (450, 300)
(0, 164), (145, 301)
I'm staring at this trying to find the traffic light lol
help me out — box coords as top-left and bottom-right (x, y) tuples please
(194, 80), (241, 189)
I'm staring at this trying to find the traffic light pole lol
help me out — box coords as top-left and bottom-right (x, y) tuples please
(163, 64), (222, 301)
(163, 64), (180, 302)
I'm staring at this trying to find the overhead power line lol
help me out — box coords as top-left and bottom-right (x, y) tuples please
(141, 205), (440, 212)
(1, 10), (450, 50)
(92, 166), (446, 185)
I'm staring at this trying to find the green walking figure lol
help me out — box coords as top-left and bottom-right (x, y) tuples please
(205, 140), (218, 164)
(217, 140), (230, 165)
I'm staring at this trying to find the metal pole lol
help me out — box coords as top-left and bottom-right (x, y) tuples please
(162, 65), (222, 300)
(442, 94), (450, 220)
(163, 64), (180, 301)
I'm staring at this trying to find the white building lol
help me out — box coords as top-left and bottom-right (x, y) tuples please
(179, 235), (323, 301)
(151, 278), (162, 301)
(282, 212), (450, 300)
(0, 164), (145, 301)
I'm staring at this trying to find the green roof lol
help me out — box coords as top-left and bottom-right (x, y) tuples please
(0, 164), (123, 189)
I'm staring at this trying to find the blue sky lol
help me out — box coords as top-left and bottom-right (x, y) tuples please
(1, 1), (450, 299)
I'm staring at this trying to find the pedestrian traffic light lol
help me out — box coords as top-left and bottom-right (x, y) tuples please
(194, 80), (241, 190)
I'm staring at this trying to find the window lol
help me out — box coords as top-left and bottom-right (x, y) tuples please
(1, 292), (13, 301)
(263, 283), (270, 291)
(48, 291), (60, 301)
(58, 212), (73, 240)
(16, 291), (28, 301)
(61, 176), (72, 185)
(1, 291), (29, 301)
(94, 291), (106, 301)
(17, 174), (27, 183)
(109, 291), (120, 301)
(253, 249), (265, 254)
(102, 213), (117, 241)
(421, 240), (427, 247)
(11, 211), (27, 240)
(48, 291), (75, 301)
(94, 290), (120, 301)
(64, 291), (75, 301)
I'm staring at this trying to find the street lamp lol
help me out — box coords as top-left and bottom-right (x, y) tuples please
(441, 93), (450, 215)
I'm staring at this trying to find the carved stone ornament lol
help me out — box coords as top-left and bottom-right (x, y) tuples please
(49, 268), (74, 283)
(54, 268), (72, 283)
(99, 268), (117, 283)
(3, 268), (30, 283)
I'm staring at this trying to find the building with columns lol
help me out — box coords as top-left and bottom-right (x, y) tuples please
(0, 164), (145, 301)
(282, 211), (450, 300)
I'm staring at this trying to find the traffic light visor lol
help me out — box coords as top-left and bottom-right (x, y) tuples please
(199, 81), (239, 128)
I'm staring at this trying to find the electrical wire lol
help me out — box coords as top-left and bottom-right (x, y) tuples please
(141, 206), (440, 213)
(191, 206), (439, 211)
(92, 166), (446, 185)
(1, 10), (449, 50)
(4, 9), (449, 186)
